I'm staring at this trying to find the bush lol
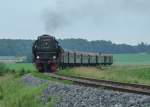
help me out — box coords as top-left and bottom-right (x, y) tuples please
(0, 86), (3, 100)
(14, 68), (32, 76)
(0, 63), (7, 76)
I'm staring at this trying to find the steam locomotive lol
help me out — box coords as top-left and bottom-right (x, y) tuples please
(32, 34), (113, 72)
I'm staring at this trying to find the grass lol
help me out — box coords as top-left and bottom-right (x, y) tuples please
(0, 63), (59, 107)
(114, 53), (150, 65)
(0, 63), (73, 107)
(57, 65), (150, 85)
(3, 63), (72, 84)
(5, 63), (36, 71)
(0, 74), (55, 107)
(2, 63), (73, 84)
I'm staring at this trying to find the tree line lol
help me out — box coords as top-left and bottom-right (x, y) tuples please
(0, 39), (149, 62)
(59, 39), (150, 54)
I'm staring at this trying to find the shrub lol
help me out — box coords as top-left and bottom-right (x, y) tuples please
(0, 63), (7, 76)
(15, 68), (32, 76)
(0, 86), (3, 100)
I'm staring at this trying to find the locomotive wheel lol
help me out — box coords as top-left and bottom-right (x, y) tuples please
(36, 63), (57, 73)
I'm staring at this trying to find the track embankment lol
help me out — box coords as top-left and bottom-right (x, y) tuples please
(48, 73), (150, 95)
(22, 74), (150, 107)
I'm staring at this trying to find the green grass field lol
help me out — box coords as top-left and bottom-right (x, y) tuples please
(114, 53), (150, 65)
(6, 63), (36, 71)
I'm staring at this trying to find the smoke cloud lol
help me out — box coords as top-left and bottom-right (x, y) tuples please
(43, 10), (67, 33)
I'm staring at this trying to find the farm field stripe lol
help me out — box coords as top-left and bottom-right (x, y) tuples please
(46, 73), (150, 96)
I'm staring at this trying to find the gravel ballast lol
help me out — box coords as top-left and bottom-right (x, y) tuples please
(22, 74), (150, 107)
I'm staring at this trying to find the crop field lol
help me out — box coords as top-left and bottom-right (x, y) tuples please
(114, 53), (150, 65)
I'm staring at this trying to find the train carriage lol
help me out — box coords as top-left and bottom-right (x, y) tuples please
(82, 53), (89, 64)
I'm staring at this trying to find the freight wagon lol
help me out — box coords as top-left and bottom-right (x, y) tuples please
(60, 51), (113, 68)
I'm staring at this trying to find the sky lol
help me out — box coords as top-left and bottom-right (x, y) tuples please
(0, 0), (150, 45)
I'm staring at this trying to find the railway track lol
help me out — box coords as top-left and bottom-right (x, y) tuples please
(47, 73), (150, 95)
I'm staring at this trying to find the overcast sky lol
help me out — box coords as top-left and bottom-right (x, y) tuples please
(0, 0), (150, 45)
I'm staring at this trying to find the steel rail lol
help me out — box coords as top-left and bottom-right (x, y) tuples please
(47, 73), (150, 95)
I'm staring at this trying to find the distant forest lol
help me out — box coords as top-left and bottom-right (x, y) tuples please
(0, 39), (149, 62)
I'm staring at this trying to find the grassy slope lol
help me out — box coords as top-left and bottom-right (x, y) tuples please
(0, 63), (74, 107)
(0, 74), (54, 107)
(57, 65), (150, 85)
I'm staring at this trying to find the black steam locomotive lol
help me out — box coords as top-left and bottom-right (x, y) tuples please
(32, 34), (113, 72)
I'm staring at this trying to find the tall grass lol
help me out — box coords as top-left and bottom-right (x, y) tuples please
(0, 63), (8, 76)
(0, 74), (54, 107)
(5, 63), (36, 72)
(0, 63), (35, 77)
(57, 65), (150, 85)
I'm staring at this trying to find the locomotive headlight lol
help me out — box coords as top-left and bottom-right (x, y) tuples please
(53, 56), (56, 59)
(36, 56), (40, 59)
